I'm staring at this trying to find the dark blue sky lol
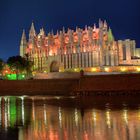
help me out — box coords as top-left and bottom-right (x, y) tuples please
(0, 0), (140, 60)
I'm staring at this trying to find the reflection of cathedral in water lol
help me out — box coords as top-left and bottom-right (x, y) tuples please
(1, 97), (140, 140)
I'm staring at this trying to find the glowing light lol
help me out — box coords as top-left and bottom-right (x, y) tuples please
(138, 109), (140, 120)
(58, 107), (62, 128)
(136, 67), (140, 72)
(74, 68), (78, 72)
(55, 96), (61, 99)
(7, 98), (10, 127)
(5, 99), (8, 129)
(29, 44), (33, 49)
(5, 70), (8, 73)
(91, 67), (97, 72)
(123, 109), (128, 124)
(120, 67), (126, 72)
(64, 51), (66, 55)
(74, 108), (78, 126)
(92, 110), (97, 122)
(21, 97), (25, 125)
(106, 110), (111, 128)
(32, 100), (35, 121)
(49, 50), (53, 56)
(83, 48), (86, 52)
(44, 104), (47, 126)
(104, 67), (110, 72)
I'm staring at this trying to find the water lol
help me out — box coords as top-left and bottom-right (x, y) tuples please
(0, 96), (140, 140)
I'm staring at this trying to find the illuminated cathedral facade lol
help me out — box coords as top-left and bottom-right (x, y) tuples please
(20, 20), (140, 72)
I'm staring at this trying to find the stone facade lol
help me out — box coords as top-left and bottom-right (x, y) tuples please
(20, 20), (140, 72)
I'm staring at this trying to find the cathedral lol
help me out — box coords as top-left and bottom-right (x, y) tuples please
(20, 20), (140, 72)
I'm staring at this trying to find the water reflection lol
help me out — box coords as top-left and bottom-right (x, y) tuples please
(0, 96), (140, 140)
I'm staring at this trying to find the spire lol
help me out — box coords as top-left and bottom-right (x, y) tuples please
(93, 24), (96, 31)
(56, 30), (59, 36)
(85, 25), (87, 31)
(20, 29), (27, 57)
(20, 29), (27, 46)
(99, 19), (103, 29)
(62, 26), (65, 34)
(103, 20), (108, 28)
(51, 29), (54, 35)
(76, 26), (78, 32)
(29, 21), (36, 40)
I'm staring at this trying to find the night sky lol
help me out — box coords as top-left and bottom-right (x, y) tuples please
(0, 0), (140, 61)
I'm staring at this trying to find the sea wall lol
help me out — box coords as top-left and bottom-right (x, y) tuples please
(79, 74), (140, 93)
(0, 79), (79, 96)
(0, 73), (140, 96)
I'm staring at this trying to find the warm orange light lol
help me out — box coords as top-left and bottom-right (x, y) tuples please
(5, 70), (8, 73)
(136, 67), (140, 72)
(73, 48), (76, 53)
(74, 35), (78, 42)
(29, 44), (33, 49)
(104, 67), (110, 72)
(64, 50), (66, 54)
(49, 50), (53, 56)
(120, 67), (126, 72)
(91, 67), (97, 72)
(74, 68), (77, 72)
(65, 37), (69, 44)
(83, 48), (86, 52)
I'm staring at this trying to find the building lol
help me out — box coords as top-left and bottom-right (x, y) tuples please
(20, 20), (140, 72)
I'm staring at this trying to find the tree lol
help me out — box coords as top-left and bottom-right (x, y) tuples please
(7, 55), (33, 79)
(0, 58), (4, 74)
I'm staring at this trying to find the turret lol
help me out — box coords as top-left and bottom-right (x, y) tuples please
(99, 19), (103, 29)
(51, 29), (54, 36)
(85, 25), (88, 31)
(62, 27), (65, 34)
(93, 24), (96, 30)
(39, 28), (45, 36)
(20, 29), (27, 57)
(103, 20), (108, 29)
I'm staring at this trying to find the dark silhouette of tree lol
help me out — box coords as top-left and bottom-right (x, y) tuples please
(7, 55), (33, 79)
(0, 58), (4, 74)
